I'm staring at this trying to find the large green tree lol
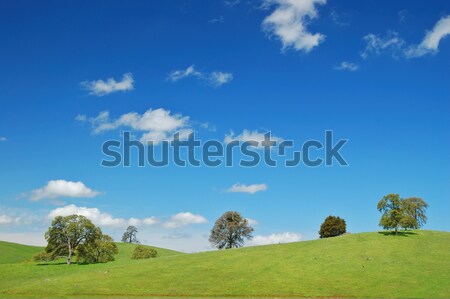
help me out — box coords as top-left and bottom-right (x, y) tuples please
(377, 194), (429, 234)
(209, 211), (254, 249)
(45, 215), (101, 265)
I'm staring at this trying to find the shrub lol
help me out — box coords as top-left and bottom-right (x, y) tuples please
(319, 215), (346, 238)
(131, 245), (157, 259)
(32, 251), (54, 263)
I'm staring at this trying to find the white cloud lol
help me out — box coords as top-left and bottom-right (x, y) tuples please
(80, 108), (192, 144)
(75, 114), (87, 122)
(405, 15), (450, 58)
(227, 183), (268, 194)
(246, 218), (259, 226)
(209, 72), (233, 86)
(333, 61), (359, 71)
(167, 65), (203, 82)
(361, 31), (405, 59)
(163, 212), (208, 229)
(262, 0), (327, 53)
(128, 217), (158, 227)
(29, 180), (101, 202)
(0, 137), (6, 141)
(0, 214), (21, 225)
(249, 232), (301, 246)
(224, 129), (282, 147)
(47, 204), (158, 229)
(81, 73), (134, 96)
(167, 65), (233, 87)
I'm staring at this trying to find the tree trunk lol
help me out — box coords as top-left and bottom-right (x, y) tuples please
(67, 246), (72, 265)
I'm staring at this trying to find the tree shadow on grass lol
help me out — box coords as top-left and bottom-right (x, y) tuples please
(378, 231), (418, 237)
(36, 262), (75, 266)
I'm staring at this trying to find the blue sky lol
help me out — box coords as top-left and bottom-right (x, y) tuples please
(0, 0), (449, 252)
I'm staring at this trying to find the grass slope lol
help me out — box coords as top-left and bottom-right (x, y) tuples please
(0, 241), (43, 264)
(0, 230), (449, 298)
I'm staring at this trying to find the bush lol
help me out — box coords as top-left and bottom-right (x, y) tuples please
(32, 251), (54, 263)
(319, 215), (346, 238)
(76, 234), (118, 264)
(131, 245), (157, 259)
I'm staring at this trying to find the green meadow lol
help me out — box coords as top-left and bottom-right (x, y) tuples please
(0, 230), (449, 298)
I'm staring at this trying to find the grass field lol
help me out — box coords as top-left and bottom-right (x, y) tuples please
(0, 230), (449, 298)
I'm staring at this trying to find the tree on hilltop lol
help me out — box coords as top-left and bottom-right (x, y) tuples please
(377, 194), (428, 234)
(319, 215), (346, 238)
(122, 225), (140, 243)
(209, 211), (253, 249)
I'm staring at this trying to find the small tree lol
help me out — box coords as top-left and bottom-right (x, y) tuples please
(319, 215), (346, 238)
(76, 234), (118, 264)
(131, 245), (157, 259)
(122, 226), (139, 243)
(32, 251), (55, 263)
(209, 211), (254, 249)
(377, 194), (403, 235)
(400, 197), (429, 230)
(45, 215), (101, 265)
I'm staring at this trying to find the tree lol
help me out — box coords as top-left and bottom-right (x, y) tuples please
(131, 245), (157, 259)
(377, 194), (403, 235)
(377, 194), (429, 234)
(319, 215), (346, 238)
(32, 251), (55, 263)
(122, 226), (139, 243)
(76, 234), (118, 264)
(400, 197), (429, 230)
(209, 211), (254, 249)
(45, 215), (101, 265)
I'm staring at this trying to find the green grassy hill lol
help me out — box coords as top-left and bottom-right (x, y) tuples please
(0, 241), (43, 264)
(0, 230), (449, 298)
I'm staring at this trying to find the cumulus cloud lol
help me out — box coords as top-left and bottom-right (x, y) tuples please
(163, 212), (208, 229)
(405, 15), (450, 58)
(262, 0), (327, 53)
(167, 65), (233, 87)
(227, 183), (268, 194)
(224, 129), (282, 147)
(77, 108), (192, 144)
(249, 232), (301, 246)
(333, 61), (359, 71)
(48, 204), (158, 229)
(81, 73), (134, 96)
(29, 180), (101, 202)
(361, 31), (405, 59)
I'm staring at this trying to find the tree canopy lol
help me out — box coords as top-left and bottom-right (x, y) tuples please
(209, 211), (254, 249)
(377, 194), (428, 234)
(44, 215), (118, 265)
(319, 215), (346, 238)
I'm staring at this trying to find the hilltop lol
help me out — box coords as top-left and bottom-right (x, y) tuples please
(0, 230), (449, 298)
